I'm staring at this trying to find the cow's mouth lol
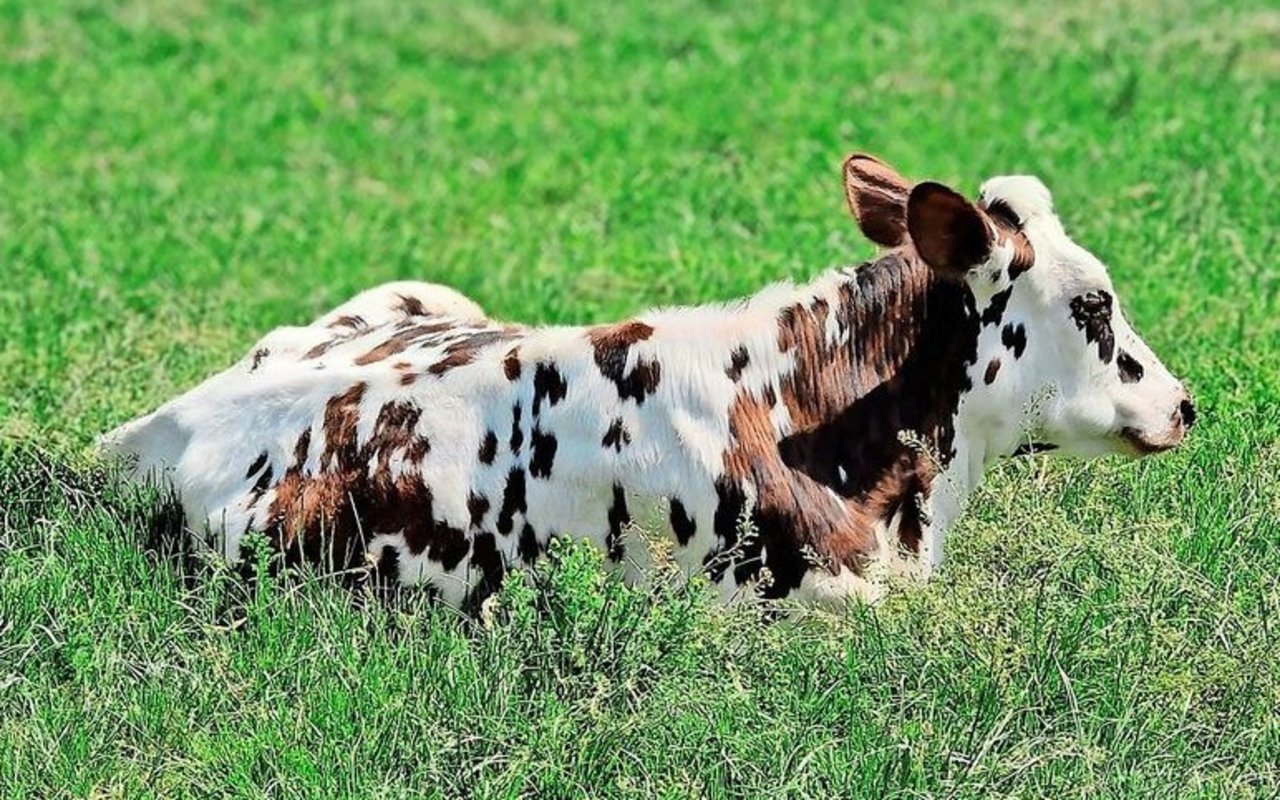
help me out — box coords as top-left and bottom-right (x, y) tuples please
(1119, 426), (1180, 455)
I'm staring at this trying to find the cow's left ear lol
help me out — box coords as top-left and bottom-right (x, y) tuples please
(843, 154), (911, 247)
(907, 181), (993, 279)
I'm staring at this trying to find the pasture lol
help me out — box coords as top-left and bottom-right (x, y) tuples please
(1, 0), (1277, 796)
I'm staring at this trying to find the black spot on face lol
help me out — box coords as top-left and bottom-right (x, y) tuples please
(1001, 323), (1027, 358)
(669, 499), (696, 546)
(605, 484), (629, 562)
(478, 431), (498, 465)
(601, 418), (631, 452)
(496, 468), (527, 535)
(1069, 290), (1116, 364)
(726, 346), (750, 381)
(1117, 349), (1144, 384)
(529, 429), (558, 478)
(532, 363), (568, 415)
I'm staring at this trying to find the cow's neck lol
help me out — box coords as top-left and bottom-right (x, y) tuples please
(704, 251), (985, 593)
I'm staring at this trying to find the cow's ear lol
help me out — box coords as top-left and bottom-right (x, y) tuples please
(843, 154), (911, 247)
(907, 181), (993, 278)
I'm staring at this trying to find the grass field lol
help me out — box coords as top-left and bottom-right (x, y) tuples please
(2, 0), (1278, 796)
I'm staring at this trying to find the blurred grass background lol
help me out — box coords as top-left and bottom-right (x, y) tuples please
(1, 0), (1277, 796)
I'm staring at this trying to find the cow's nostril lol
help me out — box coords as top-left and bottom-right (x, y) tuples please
(1179, 399), (1197, 428)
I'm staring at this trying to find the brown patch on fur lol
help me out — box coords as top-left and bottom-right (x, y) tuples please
(260, 382), (467, 576)
(397, 294), (428, 317)
(351, 321), (456, 365)
(984, 358), (1001, 384)
(328, 315), (367, 330)
(588, 320), (662, 404)
(302, 338), (343, 361)
(716, 252), (978, 595)
(503, 347), (522, 380)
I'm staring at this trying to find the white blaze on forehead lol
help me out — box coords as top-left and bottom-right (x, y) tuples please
(978, 175), (1055, 223)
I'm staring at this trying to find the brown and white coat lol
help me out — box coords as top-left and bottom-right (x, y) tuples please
(101, 155), (1195, 608)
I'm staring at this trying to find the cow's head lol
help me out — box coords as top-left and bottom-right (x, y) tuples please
(842, 154), (1194, 458)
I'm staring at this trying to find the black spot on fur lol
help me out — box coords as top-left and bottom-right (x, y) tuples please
(509, 404), (524, 454)
(705, 478), (747, 584)
(467, 492), (490, 528)
(1001, 323), (1027, 358)
(1069, 291), (1116, 364)
(605, 484), (629, 562)
(529, 429), (558, 478)
(601, 418), (631, 452)
(1013, 442), (1059, 456)
(370, 545), (400, 588)
(981, 287), (1012, 327)
(985, 198), (1022, 230)
(532, 363), (568, 415)
(245, 451), (269, 480)
(518, 523), (540, 565)
(478, 431), (498, 465)
(467, 533), (506, 609)
(726, 346), (750, 381)
(250, 348), (269, 372)
(1117, 349), (1144, 383)
(429, 524), (470, 572)
(496, 468), (527, 535)
(669, 499), (696, 546)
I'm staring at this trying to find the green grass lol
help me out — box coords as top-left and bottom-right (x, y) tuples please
(2, 0), (1278, 796)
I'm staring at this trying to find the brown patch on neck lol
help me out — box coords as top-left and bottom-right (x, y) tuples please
(717, 253), (979, 595)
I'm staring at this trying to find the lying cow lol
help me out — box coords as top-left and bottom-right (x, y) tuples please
(101, 154), (1195, 607)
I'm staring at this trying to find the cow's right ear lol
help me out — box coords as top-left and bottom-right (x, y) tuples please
(843, 153), (912, 247)
(906, 181), (994, 279)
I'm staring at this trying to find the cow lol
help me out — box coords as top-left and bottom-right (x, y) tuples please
(99, 154), (1195, 608)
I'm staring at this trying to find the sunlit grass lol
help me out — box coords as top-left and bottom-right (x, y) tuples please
(1, 0), (1277, 796)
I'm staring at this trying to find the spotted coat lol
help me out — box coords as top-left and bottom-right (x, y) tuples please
(101, 156), (1195, 607)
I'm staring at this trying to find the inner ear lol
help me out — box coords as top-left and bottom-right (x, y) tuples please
(843, 154), (911, 247)
(907, 182), (994, 278)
